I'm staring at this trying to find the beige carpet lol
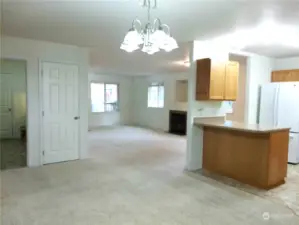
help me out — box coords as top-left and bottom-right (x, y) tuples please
(0, 139), (27, 170)
(1, 126), (299, 224)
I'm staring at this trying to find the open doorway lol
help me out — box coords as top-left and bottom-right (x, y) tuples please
(0, 59), (27, 170)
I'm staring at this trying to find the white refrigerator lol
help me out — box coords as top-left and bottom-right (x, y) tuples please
(259, 82), (299, 164)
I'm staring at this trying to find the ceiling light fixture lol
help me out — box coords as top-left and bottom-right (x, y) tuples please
(120, 0), (178, 55)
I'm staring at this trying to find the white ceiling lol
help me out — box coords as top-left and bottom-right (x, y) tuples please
(3, 0), (299, 75)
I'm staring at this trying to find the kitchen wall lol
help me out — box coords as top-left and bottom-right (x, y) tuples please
(88, 74), (133, 129)
(1, 59), (27, 138)
(244, 55), (273, 124)
(273, 57), (299, 70)
(2, 35), (89, 167)
(132, 73), (188, 131)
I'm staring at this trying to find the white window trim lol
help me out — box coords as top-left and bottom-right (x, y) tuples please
(90, 82), (119, 114)
(147, 82), (165, 109)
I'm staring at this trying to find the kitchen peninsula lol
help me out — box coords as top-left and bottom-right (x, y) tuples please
(194, 119), (290, 190)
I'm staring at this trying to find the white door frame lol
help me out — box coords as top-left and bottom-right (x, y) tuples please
(39, 60), (81, 165)
(1, 58), (27, 153)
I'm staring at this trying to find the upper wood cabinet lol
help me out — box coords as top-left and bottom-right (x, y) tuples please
(196, 58), (239, 101)
(224, 61), (239, 100)
(210, 61), (226, 100)
(271, 69), (299, 82)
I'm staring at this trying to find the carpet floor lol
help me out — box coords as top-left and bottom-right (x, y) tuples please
(0, 139), (26, 170)
(1, 126), (298, 225)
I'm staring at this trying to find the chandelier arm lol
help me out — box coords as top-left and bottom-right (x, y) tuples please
(132, 18), (142, 32)
(161, 24), (171, 35)
(153, 18), (162, 31)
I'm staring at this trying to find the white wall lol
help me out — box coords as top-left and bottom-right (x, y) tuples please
(244, 55), (273, 124)
(2, 36), (89, 167)
(1, 59), (27, 138)
(88, 74), (133, 128)
(132, 73), (188, 131)
(273, 57), (299, 70)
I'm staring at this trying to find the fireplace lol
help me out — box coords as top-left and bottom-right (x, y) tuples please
(169, 110), (187, 135)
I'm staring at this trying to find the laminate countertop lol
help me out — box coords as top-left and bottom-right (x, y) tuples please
(194, 120), (290, 133)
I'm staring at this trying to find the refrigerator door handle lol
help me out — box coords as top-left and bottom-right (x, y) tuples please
(273, 87), (280, 126)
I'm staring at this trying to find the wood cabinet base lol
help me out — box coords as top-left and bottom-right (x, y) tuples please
(203, 127), (289, 190)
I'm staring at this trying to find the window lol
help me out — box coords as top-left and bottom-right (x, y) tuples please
(90, 82), (119, 112)
(147, 83), (164, 108)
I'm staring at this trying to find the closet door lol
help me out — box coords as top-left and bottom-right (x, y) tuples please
(0, 73), (13, 138)
(42, 62), (79, 164)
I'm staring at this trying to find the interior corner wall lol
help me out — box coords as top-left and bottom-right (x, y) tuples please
(2, 35), (89, 167)
(88, 74), (134, 128)
(132, 73), (188, 131)
(244, 55), (273, 124)
(273, 57), (299, 70)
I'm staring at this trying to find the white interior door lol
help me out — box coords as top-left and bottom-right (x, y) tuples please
(0, 73), (13, 138)
(42, 62), (79, 164)
(277, 82), (299, 132)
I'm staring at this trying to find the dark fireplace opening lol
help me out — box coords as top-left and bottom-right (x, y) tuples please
(169, 110), (187, 135)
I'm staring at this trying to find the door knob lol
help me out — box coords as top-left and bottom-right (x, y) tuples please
(8, 108), (12, 112)
(74, 116), (80, 120)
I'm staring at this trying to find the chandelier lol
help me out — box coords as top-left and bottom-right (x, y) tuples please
(120, 0), (178, 55)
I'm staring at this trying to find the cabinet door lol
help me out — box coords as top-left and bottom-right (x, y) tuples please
(272, 70), (299, 82)
(224, 61), (239, 100)
(209, 61), (226, 100)
(196, 58), (211, 100)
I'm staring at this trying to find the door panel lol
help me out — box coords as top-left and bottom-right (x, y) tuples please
(196, 58), (211, 100)
(272, 70), (299, 82)
(277, 82), (299, 132)
(209, 61), (225, 100)
(42, 62), (79, 164)
(0, 74), (13, 138)
(224, 61), (239, 100)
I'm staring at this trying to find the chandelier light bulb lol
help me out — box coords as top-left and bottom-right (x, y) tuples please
(142, 44), (160, 55)
(120, 44), (139, 53)
(163, 36), (179, 52)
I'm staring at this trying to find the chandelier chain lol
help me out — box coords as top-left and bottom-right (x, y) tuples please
(147, 0), (151, 23)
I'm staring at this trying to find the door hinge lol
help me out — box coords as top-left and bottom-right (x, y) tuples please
(42, 111), (44, 117)
(42, 151), (45, 156)
(41, 70), (44, 76)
